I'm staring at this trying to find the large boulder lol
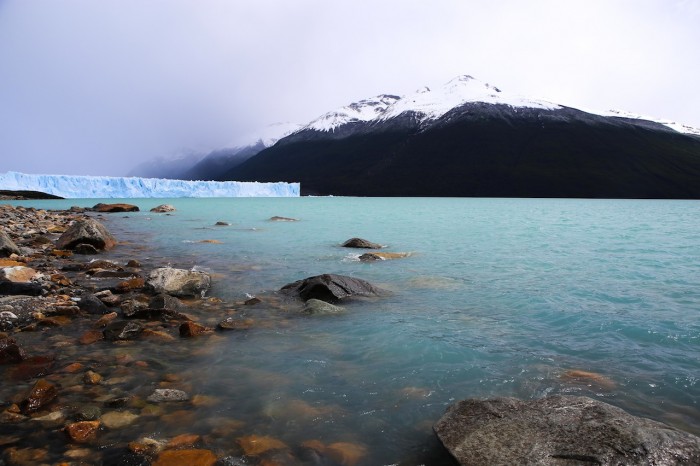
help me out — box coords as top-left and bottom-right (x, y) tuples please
(146, 267), (211, 297)
(341, 237), (383, 249)
(281, 274), (382, 302)
(56, 218), (116, 251)
(0, 230), (21, 257)
(92, 203), (139, 213)
(434, 395), (700, 466)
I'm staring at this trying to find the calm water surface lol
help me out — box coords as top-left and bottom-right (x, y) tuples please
(5, 197), (700, 464)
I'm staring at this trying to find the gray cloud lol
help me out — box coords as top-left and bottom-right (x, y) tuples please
(1, 0), (698, 176)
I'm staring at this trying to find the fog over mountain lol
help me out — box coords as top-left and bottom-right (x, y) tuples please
(0, 0), (698, 177)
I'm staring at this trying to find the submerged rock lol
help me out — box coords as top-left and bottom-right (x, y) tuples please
(359, 252), (411, 261)
(269, 216), (299, 222)
(281, 274), (383, 303)
(433, 395), (700, 466)
(56, 218), (117, 251)
(0, 337), (26, 363)
(20, 379), (57, 413)
(103, 321), (143, 341)
(146, 267), (211, 297)
(302, 299), (344, 315)
(151, 449), (217, 466)
(341, 237), (383, 249)
(147, 388), (190, 403)
(150, 204), (175, 213)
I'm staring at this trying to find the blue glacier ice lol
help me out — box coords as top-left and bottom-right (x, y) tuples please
(0, 171), (299, 198)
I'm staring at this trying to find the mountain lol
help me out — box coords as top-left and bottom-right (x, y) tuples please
(0, 171), (299, 198)
(222, 75), (700, 198)
(127, 150), (206, 179)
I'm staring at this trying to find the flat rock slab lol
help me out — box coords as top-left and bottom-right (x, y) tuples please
(281, 274), (383, 303)
(434, 395), (700, 466)
(92, 203), (140, 213)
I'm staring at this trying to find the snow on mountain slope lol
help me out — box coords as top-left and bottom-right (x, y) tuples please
(300, 75), (560, 133)
(600, 109), (700, 136)
(0, 171), (299, 198)
(303, 94), (401, 132)
(380, 75), (560, 122)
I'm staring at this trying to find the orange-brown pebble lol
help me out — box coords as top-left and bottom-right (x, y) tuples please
(65, 421), (100, 443)
(237, 435), (288, 456)
(83, 370), (102, 385)
(166, 433), (201, 449)
(63, 363), (84, 373)
(151, 449), (217, 466)
(94, 312), (118, 327)
(179, 321), (210, 338)
(78, 330), (104, 345)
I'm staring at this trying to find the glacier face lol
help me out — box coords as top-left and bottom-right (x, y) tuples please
(0, 172), (300, 198)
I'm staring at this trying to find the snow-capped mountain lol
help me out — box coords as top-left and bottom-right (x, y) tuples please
(221, 75), (700, 198)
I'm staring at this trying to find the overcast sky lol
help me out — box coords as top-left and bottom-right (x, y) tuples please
(1, 0), (699, 176)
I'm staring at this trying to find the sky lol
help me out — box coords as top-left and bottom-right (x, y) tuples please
(1, 0), (699, 177)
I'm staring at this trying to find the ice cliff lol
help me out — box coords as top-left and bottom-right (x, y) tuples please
(0, 172), (300, 198)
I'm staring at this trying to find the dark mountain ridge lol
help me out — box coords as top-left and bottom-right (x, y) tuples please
(222, 103), (700, 198)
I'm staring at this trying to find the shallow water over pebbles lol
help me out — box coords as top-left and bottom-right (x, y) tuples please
(2, 197), (699, 465)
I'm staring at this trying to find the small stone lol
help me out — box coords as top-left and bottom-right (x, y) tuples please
(65, 420), (100, 443)
(179, 321), (210, 338)
(128, 437), (165, 456)
(126, 259), (141, 268)
(4, 446), (48, 465)
(0, 265), (38, 283)
(94, 290), (121, 306)
(244, 296), (262, 305)
(0, 337), (26, 363)
(166, 433), (201, 449)
(78, 294), (109, 315)
(147, 389), (190, 403)
(237, 435), (288, 456)
(94, 311), (118, 327)
(32, 410), (65, 426)
(100, 410), (139, 428)
(269, 216), (299, 222)
(83, 370), (103, 385)
(20, 378), (57, 413)
(218, 317), (254, 331)
(115, 277), (146, 292)
(74, 404), (101, 421)
(214, 221), (230, 226)
(63, 362), (84, 373)
(78, 329), (103, 345)
(103, 321), (143, 341)
(152, 449), (217, 466)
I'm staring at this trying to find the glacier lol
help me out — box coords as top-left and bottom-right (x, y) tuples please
(0, 171), (300, 198)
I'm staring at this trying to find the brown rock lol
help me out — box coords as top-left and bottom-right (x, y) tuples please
(94, 312), (118, 327)
(92, 203), (140, 213)
(115, 277), (145, 292)
(50, 249), (73, 257)
(4, 447), (48, 465)
(244, 297), (262, 305)
(83, 370), (103, 385)
(79, 330), (104, 345)
(269, 216), (299, 222)
(20, 378), (57, 413)
(150, 204), (176, 213)
(0, 266), (38, 283)
(8, 355), (55, 381)
(560, 369), (616, 390)
(0, 337), (26, 363)
(237, 435), (288, 456)
(324, 442), (367, 466)
(50, 273), (72, 286)
(65, 420), (100, 443)
(0, 259), (24, 267)
(197, 239), (223, 244)
(152, 449), (217, 466)
(63, 362), (84, 373)
(166, 433), (201, 449)
(218, 317), (254, 330)
(179, 321), (210, 338)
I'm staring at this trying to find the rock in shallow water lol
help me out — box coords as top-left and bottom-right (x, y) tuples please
(147, 388), (190, 403)
(56, 218), (116, 251)
(302, 299), (344, 315)
(146, 267), (211, 297)
(433, 395), (700, 466)
(341, 237), (383, 249)
(281, 274), (383, 303)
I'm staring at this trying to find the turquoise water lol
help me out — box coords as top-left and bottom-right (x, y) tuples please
(9, 197), (700, 463)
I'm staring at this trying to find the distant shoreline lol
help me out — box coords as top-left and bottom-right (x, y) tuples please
(0, 189), (63, 200)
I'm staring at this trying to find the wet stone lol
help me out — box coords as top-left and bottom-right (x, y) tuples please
(179, 321), (210, 337)
(341, 237), (383, 249)
(83, 370), (103, 385)
(65, 420), (100, 443)
(147, 389), (190, 403)
(78, 293), (109, 315)
(103, 321), (143, 341)
(0, 337), (26, 363)
(20, 378), (58, 414)
(218, 317), (254, 331)
(100, 410), (139, 429)
(74, 404), (101, 421)
(151, 449), (217, 466)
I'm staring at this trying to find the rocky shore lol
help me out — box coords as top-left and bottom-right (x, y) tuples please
(2, 204), (699, 466)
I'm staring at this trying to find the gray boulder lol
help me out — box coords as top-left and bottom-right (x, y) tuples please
(146, 267), (210, 297)
(0, 230), (20, 257)
(434, 395), (700, 466)
(341, 237), (383, 249)
(281, 274), (382, 302)
(150, 204), (175, 213)
(56, 218), (116, 251)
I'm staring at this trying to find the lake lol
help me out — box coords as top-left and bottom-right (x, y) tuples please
(3, 197), (699, 464)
